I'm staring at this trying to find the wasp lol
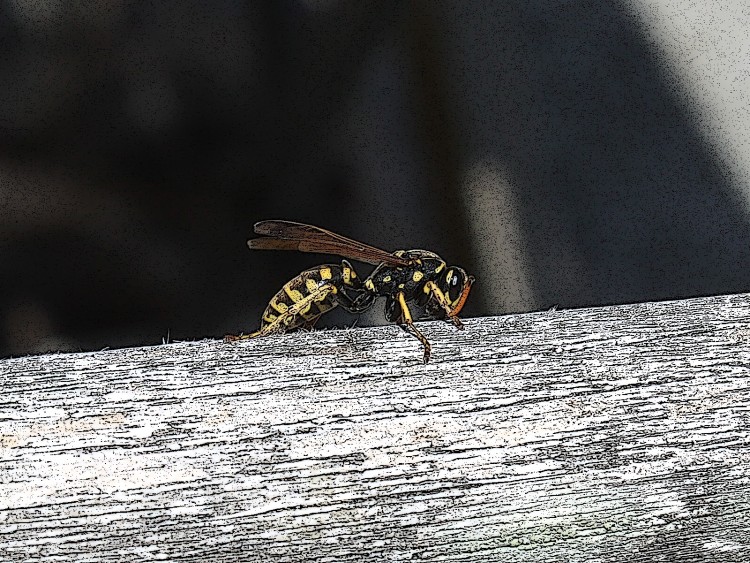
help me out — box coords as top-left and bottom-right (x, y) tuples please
(225, 220), (474, 363)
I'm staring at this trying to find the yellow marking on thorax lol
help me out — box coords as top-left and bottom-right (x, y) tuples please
(319, 267), (333, 280)
(305, 278), (318, 293)
(342, 266), (351, 285)
(382, 275), (392, 283)
(398, 283), (404, 289)
(412, 271), (424, 283)
(435, 262), (445, 273)
(365, 279), (375, 291)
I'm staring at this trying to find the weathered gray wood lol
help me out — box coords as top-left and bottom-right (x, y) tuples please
(2, 293), (750, 562)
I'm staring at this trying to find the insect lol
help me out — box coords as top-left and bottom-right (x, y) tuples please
(224, 220), (474, 363)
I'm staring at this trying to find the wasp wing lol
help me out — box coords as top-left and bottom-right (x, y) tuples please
(248, 220), (411, 267)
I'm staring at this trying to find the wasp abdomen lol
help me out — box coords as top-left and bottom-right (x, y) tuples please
(258, 265), (339, 331)
(256, 261), (365, 335)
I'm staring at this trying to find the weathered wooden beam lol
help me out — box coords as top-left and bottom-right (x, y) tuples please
(2, 293), (750, 562)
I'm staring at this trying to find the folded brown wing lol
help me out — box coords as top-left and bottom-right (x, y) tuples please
(248, 220), (411, 267)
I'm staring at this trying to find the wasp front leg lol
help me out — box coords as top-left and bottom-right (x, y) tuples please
(423, 281), (464, 329)
(386, 291), (432, 364)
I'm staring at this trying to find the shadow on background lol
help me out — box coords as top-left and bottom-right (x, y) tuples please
(1, 1), (748, 357)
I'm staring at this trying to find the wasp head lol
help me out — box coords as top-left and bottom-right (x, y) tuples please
(426, 266), (475, 319)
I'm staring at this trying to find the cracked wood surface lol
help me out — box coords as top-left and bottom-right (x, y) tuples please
(2, 293), (750, 562)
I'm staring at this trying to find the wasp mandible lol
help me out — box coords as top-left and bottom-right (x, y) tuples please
(224, 220), (474, 363)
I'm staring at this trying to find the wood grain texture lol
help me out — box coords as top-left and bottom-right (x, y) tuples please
(2, 293), (750, 562)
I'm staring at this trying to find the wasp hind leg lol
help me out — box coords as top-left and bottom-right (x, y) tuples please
(387, 291), (431, 364)
(224, 308), (287, 342)
(225, 284), (336, 343)
(223, 330), (262, 342)
(224, 320), (278, 342)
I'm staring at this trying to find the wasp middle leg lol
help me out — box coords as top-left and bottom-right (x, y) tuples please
(386, 291), (432, 363)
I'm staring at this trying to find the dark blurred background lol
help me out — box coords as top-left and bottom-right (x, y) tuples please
(2, 1), (750, 357)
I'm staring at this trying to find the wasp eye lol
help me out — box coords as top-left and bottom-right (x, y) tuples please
(447, 270), (465, 303)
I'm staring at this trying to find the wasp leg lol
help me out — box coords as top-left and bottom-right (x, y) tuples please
(350, 290), (377, 313)
(424, 281), (464, 330)
(224, 318), (283, 342)
(224, 322), (278, 342)
(335, 259), (376, 314)
(225, 284), (336, 342)
(395, 291), (431, 364)
(275, 283), (337, 332)
(337, 289), (376, 314)
(224, 332), (258, 342)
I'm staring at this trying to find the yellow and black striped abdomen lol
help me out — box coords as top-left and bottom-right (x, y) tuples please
(258, 265), (342, 334)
